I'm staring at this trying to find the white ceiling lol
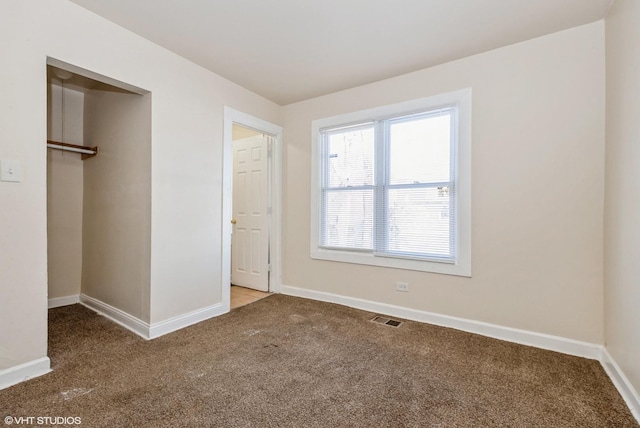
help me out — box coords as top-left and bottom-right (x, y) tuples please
(69, 0), (613, 105)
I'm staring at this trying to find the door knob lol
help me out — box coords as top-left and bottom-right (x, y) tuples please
(231, 219), (237, 224)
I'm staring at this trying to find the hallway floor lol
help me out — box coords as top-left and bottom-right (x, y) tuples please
(230, 285), (269, 309)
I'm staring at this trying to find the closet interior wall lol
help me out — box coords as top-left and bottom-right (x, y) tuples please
(82, 89), (151, 322)
(47, 77), (84, 301)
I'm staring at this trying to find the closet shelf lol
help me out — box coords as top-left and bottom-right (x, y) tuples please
(47, 140), (99, 160)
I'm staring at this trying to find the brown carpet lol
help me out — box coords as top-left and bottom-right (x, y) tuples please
(0, 295), (636, 427)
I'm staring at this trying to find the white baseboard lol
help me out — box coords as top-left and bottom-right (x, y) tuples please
(48, 294), (80, 309)
(80, 294), (151, 340)
(80, 294), (226, 341)
(601, 349), (640, 423)
(281, 285), (602, 360)
(0, 357), (51, 390)
(148, 303), (226, 339)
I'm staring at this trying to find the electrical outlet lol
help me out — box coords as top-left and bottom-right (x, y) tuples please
(396, 282), (409, 292)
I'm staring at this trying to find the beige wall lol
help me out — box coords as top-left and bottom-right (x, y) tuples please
(82, 89), (151, 322)
(282, 22), (606, 343)
(47, 80), (84, 300)
(604, 0), (640, 396)
(0, 0), (281, 372)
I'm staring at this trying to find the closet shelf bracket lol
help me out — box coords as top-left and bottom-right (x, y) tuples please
(47, 140), (99, 160)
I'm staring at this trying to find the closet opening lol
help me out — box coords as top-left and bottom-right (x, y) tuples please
(46, 60), (152, 343)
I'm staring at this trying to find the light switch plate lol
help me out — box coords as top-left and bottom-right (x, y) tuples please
(1, 159), (22, 182)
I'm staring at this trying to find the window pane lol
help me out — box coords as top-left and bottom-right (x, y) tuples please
(323, 189), (373, 250)
(389, 113), (451, 185)
(327, 127), (374, 188)
(386, 187), (452, 258)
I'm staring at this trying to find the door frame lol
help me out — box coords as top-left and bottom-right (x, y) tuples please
(222, 107), (283, 312)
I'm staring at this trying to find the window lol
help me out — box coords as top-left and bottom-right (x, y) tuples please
(311, 89), (471, 276)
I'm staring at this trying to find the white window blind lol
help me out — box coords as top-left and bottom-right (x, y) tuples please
(321, 123), (375, 250)
(319, 108), (457, 262)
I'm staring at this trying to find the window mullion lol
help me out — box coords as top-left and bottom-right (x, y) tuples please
(374, 119), (388, 254)
(386, 181), (453, 190)
(319, 132), (328, 247)
(449, 107), (458, 259)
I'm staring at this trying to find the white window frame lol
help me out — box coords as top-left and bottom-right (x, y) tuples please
(310, 89), (472, 277)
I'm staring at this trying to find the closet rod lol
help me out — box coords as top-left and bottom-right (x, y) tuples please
(47, 140), (99, 160)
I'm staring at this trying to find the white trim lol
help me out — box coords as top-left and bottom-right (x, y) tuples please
(600, 348), (640, 423)
(280, 285), (601, 359)
(48, 294), (80, 309)
(80, 294), (151, 340)
(0, 357), (51, 390)
(148, 303), (225, 339)
(222, 107), (283, 307)
(80, 294), (227, 341)
(310, 89), (472, 277)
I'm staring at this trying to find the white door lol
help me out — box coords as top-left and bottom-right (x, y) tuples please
(231, 134), (270, 291)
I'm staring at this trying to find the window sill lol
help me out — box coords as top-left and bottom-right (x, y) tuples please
(311, 247), (471, 277)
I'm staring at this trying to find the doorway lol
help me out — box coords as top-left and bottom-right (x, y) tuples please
(222, 108), (282, 312)
(231, 127), (271, 292)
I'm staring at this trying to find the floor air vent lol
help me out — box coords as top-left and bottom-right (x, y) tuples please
(371, 316), (403, 327)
